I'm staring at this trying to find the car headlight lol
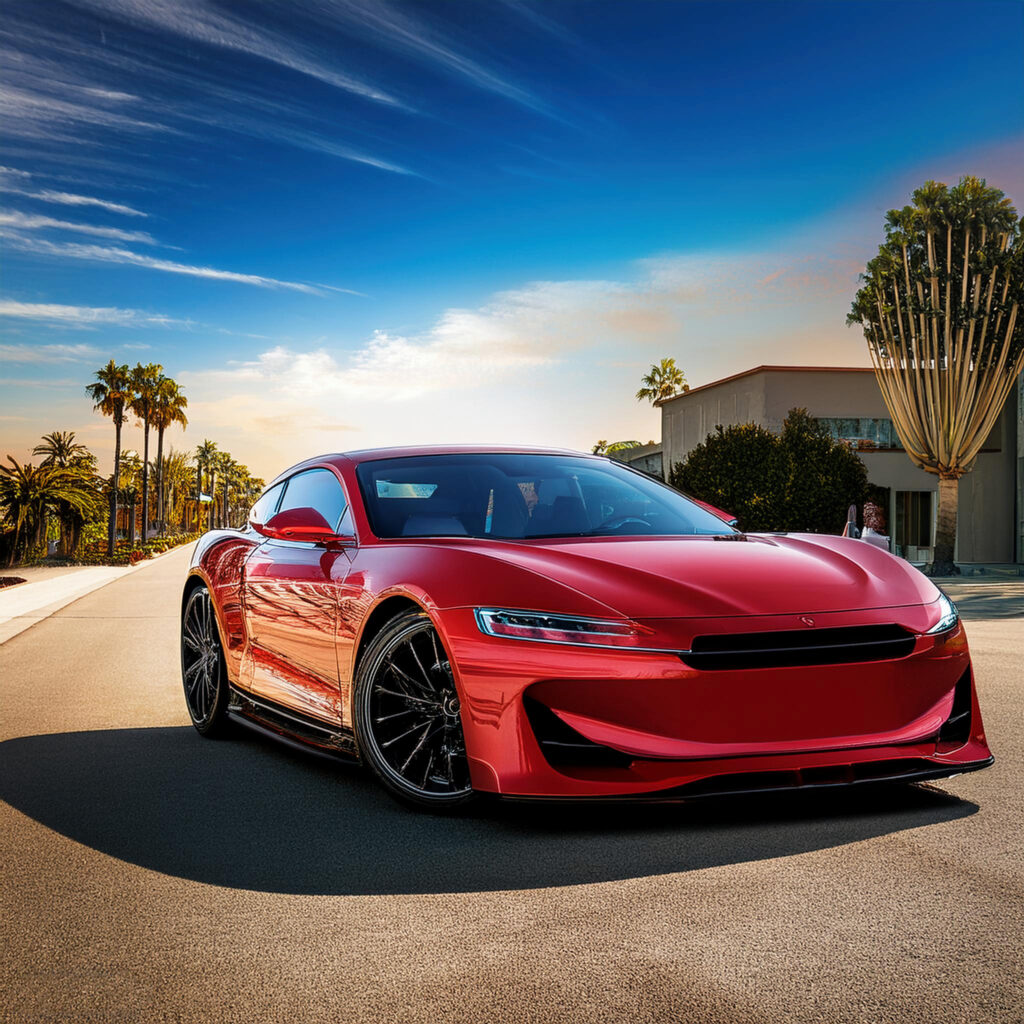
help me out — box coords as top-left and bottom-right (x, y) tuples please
(475, 608), (655, 649)
(925, 592), (959, 635)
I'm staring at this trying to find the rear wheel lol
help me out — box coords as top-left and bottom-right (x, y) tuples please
(180, 585), (230, 736)
(353, 610), (477, 811)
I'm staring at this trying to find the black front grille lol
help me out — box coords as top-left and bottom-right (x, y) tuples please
(680, 623), (916, 671)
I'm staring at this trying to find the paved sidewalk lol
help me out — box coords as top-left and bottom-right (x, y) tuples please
(0, 567), (133, 644)
(0, 544), (197, 644)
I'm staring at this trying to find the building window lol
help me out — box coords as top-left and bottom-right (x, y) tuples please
(818, 417), (903, 450)
(895, 491), (933, 549)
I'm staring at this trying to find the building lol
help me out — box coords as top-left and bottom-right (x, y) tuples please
(647, 365), (1022, 565)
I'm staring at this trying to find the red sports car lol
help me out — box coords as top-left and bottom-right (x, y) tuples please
(181, 446), (992, 811)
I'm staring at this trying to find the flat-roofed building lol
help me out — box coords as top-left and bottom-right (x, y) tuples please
(653, 365), (1022, 565)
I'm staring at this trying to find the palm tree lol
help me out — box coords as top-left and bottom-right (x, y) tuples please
(151, 377), (188, 535)
(211, 451), (235, 529)
(86, 360), (132, 556)
(219, 456), (238, 529)
(636, 358), (689, 404)
(0, 457), (103, 566)
(195, 440), (218, 532)
(158, 448), (194, 534)
(32, 431), (99, 555)
(33, 431), (92, 469)
(129, 362), (163, 542)
(115, 450), (143, 543)
(848, 176), (1023, 574)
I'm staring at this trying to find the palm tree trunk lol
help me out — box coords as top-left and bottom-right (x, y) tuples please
(109, 421), (122, 557)
(932, 475), (959, 576)
(209, 471), (216, 531)
(222, 476), (229, 529)
(155, 425), (165, 536)
(141, 414), (150, 543)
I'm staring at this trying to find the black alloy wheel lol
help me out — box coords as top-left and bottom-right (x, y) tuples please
(354, 610), (476, 811)
(180, 584), (230, 736)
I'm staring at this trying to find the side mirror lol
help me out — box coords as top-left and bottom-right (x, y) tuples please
(253, 507), (355, 547)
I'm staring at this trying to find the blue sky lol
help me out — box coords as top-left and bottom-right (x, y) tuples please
(2, 0), (1022, 478)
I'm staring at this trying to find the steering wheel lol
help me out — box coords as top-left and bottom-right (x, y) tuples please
(594, 515), (651, 532)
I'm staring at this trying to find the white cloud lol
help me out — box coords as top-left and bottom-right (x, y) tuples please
(0, 210), (157, 244)
(12, 188), (147, 217)
(0, 167), (148, 216)
(67, 0), (406, 108)
(0, 342), (101, 362)
(0, 300), (184, 327)
(0, 232), (333, 294)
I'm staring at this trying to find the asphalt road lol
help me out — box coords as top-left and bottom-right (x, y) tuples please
(1, 546), (1022, 1023)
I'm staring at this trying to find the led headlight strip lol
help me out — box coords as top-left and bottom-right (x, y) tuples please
(475, 608), (656, 649)
(925, 592), (959, 635)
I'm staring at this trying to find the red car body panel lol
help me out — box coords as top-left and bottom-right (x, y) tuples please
(186, 446), (992, 799)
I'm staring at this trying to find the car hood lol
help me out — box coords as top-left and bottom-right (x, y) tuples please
(465, 533), (938, 619)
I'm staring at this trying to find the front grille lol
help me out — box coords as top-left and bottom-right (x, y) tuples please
(524, 697), (633, 769)
(680, 623), (916, 670)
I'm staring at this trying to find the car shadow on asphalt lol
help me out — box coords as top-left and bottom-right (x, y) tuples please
(0, 725), (978, 895)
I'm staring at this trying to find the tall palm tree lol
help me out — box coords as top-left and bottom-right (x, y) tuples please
(115, 450), (143, 543)
(636, 358), (689, 404)
(160, 448), (194, 533)
(849, 176), (1023, 574)
(220, 456), (235, 529)
(195, 440), (218, 532)
(211, 451), (234, 529)
(129, 362), (163, 542)
(151, 377), (188, 535)
(86, 360), (132, 556)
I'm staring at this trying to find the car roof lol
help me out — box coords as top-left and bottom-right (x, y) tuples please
(267, 445), (601, 487)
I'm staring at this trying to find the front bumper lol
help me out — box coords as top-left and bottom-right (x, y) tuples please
(437, 607), (993, 798)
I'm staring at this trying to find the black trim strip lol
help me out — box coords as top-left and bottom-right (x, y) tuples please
(228, 686), (358, 759)
(501, 756), (994, 803)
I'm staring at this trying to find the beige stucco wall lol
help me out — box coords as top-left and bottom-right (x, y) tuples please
(659, 366), (1021, 563)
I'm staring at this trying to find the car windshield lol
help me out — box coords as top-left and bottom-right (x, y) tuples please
(355, 453), (736, 540)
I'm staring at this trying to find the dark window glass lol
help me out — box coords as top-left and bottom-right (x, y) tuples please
(895, 491), (933, 548)
(249, 482), (284, 527)
(278, 468), (348, 532)
(355, 453), (735, 540)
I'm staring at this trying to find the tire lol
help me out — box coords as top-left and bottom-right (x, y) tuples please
(353, 610), (478, 812)
(180, 584), (231, 737)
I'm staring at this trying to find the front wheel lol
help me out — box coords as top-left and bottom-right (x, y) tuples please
(180, 584), (230, 736)
(353, 610), (477, 812)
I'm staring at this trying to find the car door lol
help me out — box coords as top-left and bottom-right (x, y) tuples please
(241, 467), (352, 724)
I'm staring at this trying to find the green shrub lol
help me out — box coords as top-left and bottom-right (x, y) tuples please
(670, 408), (868, 534)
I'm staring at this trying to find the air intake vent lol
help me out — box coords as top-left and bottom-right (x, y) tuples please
(523, 697), (633, 769)
(680, 623), (916, 670)
(937, 667), (973, 748)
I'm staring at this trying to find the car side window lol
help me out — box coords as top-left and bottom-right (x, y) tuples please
(277, 468), (348, 532)
(249, 482), (284, 527)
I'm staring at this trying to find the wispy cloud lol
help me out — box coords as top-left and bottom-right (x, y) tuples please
(0, 299), (185, 327)
(314, 0), (554, 117)
(0, 232), (334, 294)
(0, 167), (148, 216)
(0, 342), (101, 363)
(0, 210), (157, 244)
(66, 0), (406, 109)
(0, 80), (172, 141)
